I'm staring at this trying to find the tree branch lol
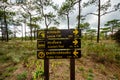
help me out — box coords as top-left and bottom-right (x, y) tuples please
(47, 20), (52, 27)
(21, 5), (30, 15)
(101, 8), (120, 16)
(71, 0), (80, 7)
(83, 7), (120, 17)
(83, 13), (98, 17)
(36, 1), (43, 9)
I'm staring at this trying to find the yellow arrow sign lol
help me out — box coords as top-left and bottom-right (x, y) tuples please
(73, 39), (78, 45)
(38, 31), (45, 38)
(41, 33), (45, 38)
(73, 29), (78, 35)
(73, 50), (78, 57)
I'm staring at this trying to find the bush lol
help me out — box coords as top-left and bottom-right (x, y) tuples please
(113, 30), (120, 45)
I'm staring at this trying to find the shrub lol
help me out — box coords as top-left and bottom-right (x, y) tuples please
(113, 30), (120, 45)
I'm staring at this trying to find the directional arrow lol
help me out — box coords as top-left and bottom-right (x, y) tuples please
(41, 33), (45, 38)
(38, 31), (45, 38)
(73, 50), (78, 57)
(73, 29), (78, 35)
(73, 39), (78, 45)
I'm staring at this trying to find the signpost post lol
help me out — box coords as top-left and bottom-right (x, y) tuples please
(37, 29), (81, 80)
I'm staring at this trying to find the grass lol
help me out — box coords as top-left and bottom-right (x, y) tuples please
(32, 60), (44, 80)
(78, 66), (85, 72)
(17, 71), (27, 80)
(0, 40), (120, 79)
(0, 41), (37, 80)
(82, 40), (120, 64)
(0, 41), (36, 63)
(6, 66), (17, 72)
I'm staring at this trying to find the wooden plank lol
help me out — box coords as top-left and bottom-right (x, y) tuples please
(44, 59), (49, 80)
(44, 29), (49, 80)
(70, 59), (75, 80)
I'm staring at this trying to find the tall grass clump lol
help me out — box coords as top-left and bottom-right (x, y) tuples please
(82, 40), (120, 64)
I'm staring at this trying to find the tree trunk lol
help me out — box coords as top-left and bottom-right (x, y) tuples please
(34, 28), (36, 40)
(24, 19), (26, 41)
(45, 16), (48, 29)
(78, 0), (81, 28)
(21, 25), (23, 41)
(4, 7), (8, 42)
(67, 14), (70, 29)
(14, 26), (16, 38)
(0, 22), (3, 41)
(111, 26), (113, 35)
(97, 0), (101, 43)
(30, 14), (32, 41)
(105, 32), (107, 40)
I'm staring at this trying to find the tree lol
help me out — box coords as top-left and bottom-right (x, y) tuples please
(21, 13), (29, 41)
(0, 0), (16, 41)
(105, 19), (120, 35)
(77, 22), (90, 37)
(0, 1), (9, 42)
(16, 0), (36, 41)
(13, 20), (22, 38)
(86, 29), (96, 41)
(83, 0), (120, 43)
(58, 0), (74, 29)
(35, 0), (59, 29)
(49, 26), (58, 30)
(27, 22), (39, 40)
(100, 27), (111, 40)
(31, 17), (41, 40)
(58, 0), (80, 29)
(78, 22), (90, 30)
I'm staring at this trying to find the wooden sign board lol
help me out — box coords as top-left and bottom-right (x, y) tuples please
(37, 29), (81, 59)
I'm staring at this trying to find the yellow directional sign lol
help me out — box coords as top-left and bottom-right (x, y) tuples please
(73, 50), (78, 57)
(38, 31), (45, 38)
(37, 29), (81, 59)
(38, 52), (45, 58)
(73, 39), (78, 45)
(73, 29), (78, 35)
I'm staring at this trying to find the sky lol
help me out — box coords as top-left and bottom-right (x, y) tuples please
(53, 0), (120, 29)
(0, 0), (120, 37)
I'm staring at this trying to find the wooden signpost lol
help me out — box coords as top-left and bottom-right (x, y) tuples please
(37, 29), (81, 80)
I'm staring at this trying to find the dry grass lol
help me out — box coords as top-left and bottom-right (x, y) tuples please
(0, 40), (120, 80)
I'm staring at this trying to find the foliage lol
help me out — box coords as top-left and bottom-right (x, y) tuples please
(100, 27), (111, 39)
(16, 0), (27, 4)
(105, 19), (120, 34)
(58, 0), (77, 29)
(85, 29), (96, 41)
(78, 22), (90, 30)
(113, 30), (120, 45)
(32, 60), (44, 80)
(101, 27), (111, 33)
(82, 0), (119, 15)
(49, 26), (58, 30)
(27, 23), (39, 29)
(82, 0), (120, 43)
(82, 40), (120, 63)
(58, 0), (74, 16)
(35, 0), (59, 28)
